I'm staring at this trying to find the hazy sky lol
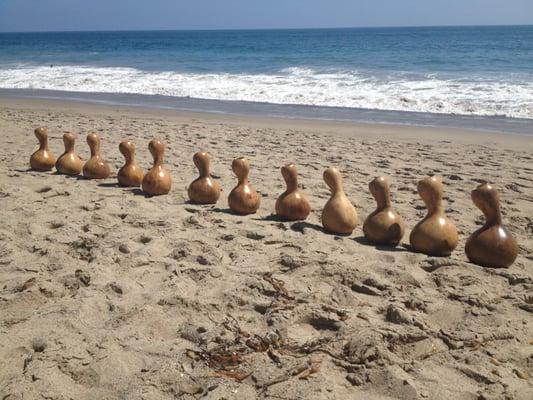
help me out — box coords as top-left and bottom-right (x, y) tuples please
(0, 0), (532, 32)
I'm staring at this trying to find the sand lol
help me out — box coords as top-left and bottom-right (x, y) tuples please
(0, 97), (532, 400)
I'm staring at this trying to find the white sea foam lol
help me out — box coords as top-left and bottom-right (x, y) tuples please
(0, 65), (532, 119)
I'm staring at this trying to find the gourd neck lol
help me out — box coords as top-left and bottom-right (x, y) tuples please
(198, 165), (209, 177)
(375, 193), (391, 210)
(90, 145), (99, 158)
(427, 203), (444, 215)
(153, 154), (163, 167)
(484, 206), (502, 225)
(286, 179), (298, 192)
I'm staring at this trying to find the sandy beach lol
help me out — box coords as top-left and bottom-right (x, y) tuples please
(0, 97), (532, 399)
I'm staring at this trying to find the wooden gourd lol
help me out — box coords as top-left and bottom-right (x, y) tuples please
(117, 140), (144, 187)
(275, 164), (311, 221)
(188, 151), (221, 204)
(30, 127), (55, 171)
(141, 139), (171, 195)
(228, 157), (261, 215)
(465, 183), (518, 268)
(82, 133), (111, 179)
(321, 167), (358, 234)
(409, 176), (458, 256)
(55, 133), (82, 175)
(363, 176), (405, 246)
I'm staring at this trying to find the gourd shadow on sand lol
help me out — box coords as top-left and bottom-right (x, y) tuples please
(70, 175), (91, 181)
(183, 200), (220, 208)
(129, 188), (152, 197)
(97, 182), (121, 188)
(255, 214), (286, 222)
(45, 171), (82, 180)
(253, 215), (326, 234)
(252, 216), (361, 237)
(353, 235), (410, 253)
(211, 207), (237, 215)
(290, 220), (327, 234)
(72, 175), (117, 184)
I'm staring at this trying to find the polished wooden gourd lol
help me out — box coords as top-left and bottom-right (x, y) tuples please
(30, 127), (55, 171)
(82, 133), (111, 179)
(228, 157), (261, 215)
(465, 183), (518, 268)
(275, 164), (311, 221)
(55, 133), (82, 175)
(363, 176), (405, 246)
(141, 139), (171, 196)
(117, 140), (144, 187)
(321, 167), (358, 234)
(409, 176), (458, 256)
(188, 151), (221, 204)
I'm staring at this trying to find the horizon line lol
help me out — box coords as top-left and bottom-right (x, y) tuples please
(1, 23), (532, 34)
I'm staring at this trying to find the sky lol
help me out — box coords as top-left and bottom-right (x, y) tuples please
(0, 0), (532, 32)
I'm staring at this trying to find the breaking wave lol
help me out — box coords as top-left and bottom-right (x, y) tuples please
(0, 65), (532, 119)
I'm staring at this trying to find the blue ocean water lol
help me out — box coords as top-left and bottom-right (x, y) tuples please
(0, 26), (532, 119)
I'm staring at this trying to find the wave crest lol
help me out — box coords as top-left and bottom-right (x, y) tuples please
(0, 65), (531, 119)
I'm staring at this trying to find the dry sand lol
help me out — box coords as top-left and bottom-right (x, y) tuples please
(0, 97), (532, 399)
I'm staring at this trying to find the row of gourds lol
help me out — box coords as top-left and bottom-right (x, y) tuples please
(29, 128), (518, 269)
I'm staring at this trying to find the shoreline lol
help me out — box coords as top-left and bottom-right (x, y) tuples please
(1, 95), (532, 152)
(1, 89), (532, 137)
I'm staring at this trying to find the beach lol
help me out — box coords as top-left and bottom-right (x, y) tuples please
(0, 97), (532, 399)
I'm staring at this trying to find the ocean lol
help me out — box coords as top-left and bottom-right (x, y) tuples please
(0, 26), (532, 130)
